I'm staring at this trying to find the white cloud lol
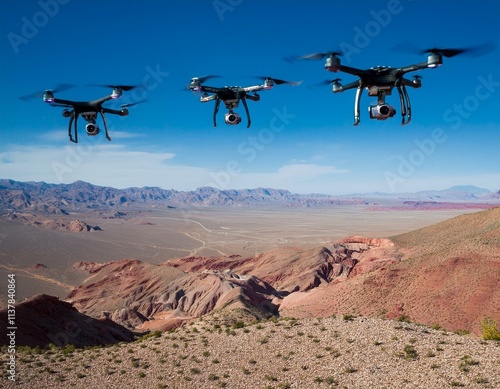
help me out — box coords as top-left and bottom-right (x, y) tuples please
(0, 144), (211, 190)
(2, 143), (497, 195)
(277, 163), (350, 178)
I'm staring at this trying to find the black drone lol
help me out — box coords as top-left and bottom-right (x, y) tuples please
(19, 84), (143, 143)
(189, 76), (301, 127)
(294, 44), (492, 125)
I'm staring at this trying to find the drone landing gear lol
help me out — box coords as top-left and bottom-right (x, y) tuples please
(67, 110), (115, 143)
(68, 112), (78, 143)
(396, 83), (412, 125)
(241, 97), (251, 128)
(353, 85), (364, 126)
(213, 98), (221, 127)
(213, 97), (253, 128)
(100, 111), (112, 141)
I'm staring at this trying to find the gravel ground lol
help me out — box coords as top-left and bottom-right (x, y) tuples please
(2, 316), (500, 389)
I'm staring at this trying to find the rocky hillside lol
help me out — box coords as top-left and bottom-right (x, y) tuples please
(5, 316), (500, 389)
(280, 207), (500, 335)
(0, 294), (135, 348)
(64, 208), (499, 336)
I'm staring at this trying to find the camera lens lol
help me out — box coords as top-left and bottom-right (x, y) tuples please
(379, 105), (390, 115)
(228, 114), (236, 122)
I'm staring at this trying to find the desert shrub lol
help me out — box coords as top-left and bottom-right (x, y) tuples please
(459, 355), (479, 372)
(481, 318), (500, 341)
(401, 345), (418, 360)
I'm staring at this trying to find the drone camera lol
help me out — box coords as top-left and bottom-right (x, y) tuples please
(369, 104), (396, 120)
(85, 123), (100, 136)
(224, 112), (241, 125)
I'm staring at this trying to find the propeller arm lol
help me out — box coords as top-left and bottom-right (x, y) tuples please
(399, 61), (433, 74)
(401, 76), (422, 88)
(335, 80), (360, 93)
(335, 64), (365, 77)
(102, 107), (128, 117)
(244, 85), (265, 93)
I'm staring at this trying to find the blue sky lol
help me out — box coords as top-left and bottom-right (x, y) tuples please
(0, 0), (499, 195)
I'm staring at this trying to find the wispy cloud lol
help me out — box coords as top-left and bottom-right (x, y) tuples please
(0, 144), (210, 190)
(1, 144), (497, 194)
(277, 163), (350, 178)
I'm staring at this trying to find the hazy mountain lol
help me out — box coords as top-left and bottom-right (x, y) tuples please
(1, 179), (498, 214)
(0, 179), (364, 212)
(358, 185), (498, 202)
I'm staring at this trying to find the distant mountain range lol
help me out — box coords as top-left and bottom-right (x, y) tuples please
(0, 179), (498, 213)
(359, 185), (498, 201)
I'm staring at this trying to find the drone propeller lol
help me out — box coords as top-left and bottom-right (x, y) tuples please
(421, 43), (495, 58)
(255, 76), (302, 86)
(88, 84), (141, 91)
(286, 51), (342, 63)
(193, 75), (220, 84)
(324, 78), (342, 85)
(120, 99), (148, 108)
(393, 41), (495, 58)
(184, 75), (220, 91)
(18, 83), (76, 101)
(308, 78), (341, 90)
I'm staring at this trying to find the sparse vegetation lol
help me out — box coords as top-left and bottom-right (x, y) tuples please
(458, 355), (479, 372)
(343, 314), (355, 322)
(399, 344), (418, 360)
(481, 318), (500, 341)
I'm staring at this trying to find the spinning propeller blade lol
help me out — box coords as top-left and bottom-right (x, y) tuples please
(255, 76), (302, 86)
(18, 83), (76, 101)
(120, 99), (148, 108)
(88, 84), (141, 91)
(321, 78), (341, 85)
(286, 51), (342, 62)
(194, 75), (220, 84)
(393, 41), (495, 58)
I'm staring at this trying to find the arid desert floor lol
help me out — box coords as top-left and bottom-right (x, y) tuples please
(0, 206), (477, 303)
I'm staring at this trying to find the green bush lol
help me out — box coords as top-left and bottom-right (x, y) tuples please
(481, 318), (500, 341)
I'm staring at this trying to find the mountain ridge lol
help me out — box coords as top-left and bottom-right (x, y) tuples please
(1, 179), (498, 213)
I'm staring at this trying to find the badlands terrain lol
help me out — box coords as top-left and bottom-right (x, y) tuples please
(0, 180), (499, 387)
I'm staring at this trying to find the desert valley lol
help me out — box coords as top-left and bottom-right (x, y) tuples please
(1, 179), (499, 388)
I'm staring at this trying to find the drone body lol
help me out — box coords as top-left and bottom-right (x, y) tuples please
(297, 45), (488, 125)
(20, 85), (142, 143)
(189, 76), (300, 127)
